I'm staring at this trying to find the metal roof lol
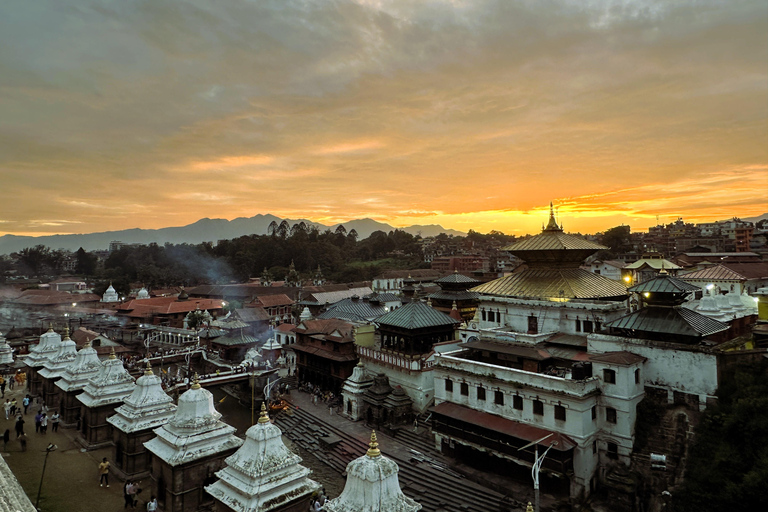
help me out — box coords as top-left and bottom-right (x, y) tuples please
(502, 230), (606, 253)
(679, 264), (748, 281)
(376, 301), (459, 330)
(318, 297), (387, 321)
(606, 307), (728, 337)
(212, 332), (260, 346)
(624, 259), (681, 270)
(426, 291), (480, 301)
(628, 274), (701, 294)
(471, 268), (628, 300)
(434, 272), (480, 285)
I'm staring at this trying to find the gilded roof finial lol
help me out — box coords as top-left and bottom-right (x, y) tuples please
(526, 502), (534, 512)
(367, 430), (381, 458)
(145, 361), (153, 376)
(48, 323), (54, 332)
(63, 326), (70, 339)
(258, 402), (270, 424)
(544, 201), (560, 231)
(191, 373), (201, 389)
(109, 347), (116, 360)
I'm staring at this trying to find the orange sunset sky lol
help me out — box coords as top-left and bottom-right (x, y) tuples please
(1, 0), (766, 238)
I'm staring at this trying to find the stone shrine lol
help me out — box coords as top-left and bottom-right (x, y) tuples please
(37, 327), (77, 411)
(341, 363), (373, 421)
(25, 326), (62, 397)
(108, 362), (177, 481)
(76, 348), (136, 449)
(145, 376), (243, 512)
(206, 403), (320, 512)
(54, 340), (102, 427)
(0, 331), (14, 366)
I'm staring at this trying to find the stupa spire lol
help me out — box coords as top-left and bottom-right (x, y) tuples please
(258, 402), (270, 424)
(367, 430), (381, 458)
(544, 201), (561, 231)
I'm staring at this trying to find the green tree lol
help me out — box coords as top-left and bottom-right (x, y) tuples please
(75, 247), (98, 275)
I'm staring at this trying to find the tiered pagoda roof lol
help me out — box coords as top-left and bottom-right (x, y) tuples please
(55, 341), (102, 393)
(145, 377), (243, 466)
(108, 363), (176, 434)
(206, 403), (319, 512)
(77, 349), (136, 408)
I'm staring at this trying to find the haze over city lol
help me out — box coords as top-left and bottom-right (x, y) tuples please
(1, 0), (766, 238)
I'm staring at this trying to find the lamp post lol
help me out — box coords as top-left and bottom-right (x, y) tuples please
(35, 443), (57, 510)
(518, 434), (558, 512)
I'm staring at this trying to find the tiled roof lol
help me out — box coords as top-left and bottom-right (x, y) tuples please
(606, 307), (728, 337)
(276, 323), (296, 333)
(426, 290), (480, 301)
(629, 274), (700, 294)
(434, 272), (480, 285)
(471, 268), (628, 300)
(589, 351), (646, 365)
(212, 332), (260, 346)
(502, 231), (606, 252)
(680, 263), (766, 281)
(376, 301), (459, 330)
(120, 298), (224, 317)
(318, 297), (387, 321)
(296, 319), (356, 340)
(624, 259), (681, 270)
(233, 307), (270, 323)
(254, 294), (294, 307)
(365, 292), (401, 303)
(12, 291), (101, 305)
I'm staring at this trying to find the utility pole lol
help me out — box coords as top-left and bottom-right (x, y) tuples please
(35, 443), (57, 509)
(518, 434), (558, 512)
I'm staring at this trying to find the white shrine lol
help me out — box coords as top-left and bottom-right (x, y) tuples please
(341, 363), (373, 421)
(324, 431), (421, 512)
(102, 282), (119, 303)
(38, 327), (78, 409)
(108, 362), (177, 480)
(206, 402), (320, 512)
(55, 340), (103, 427)
(25, 326), (63, 397)
(0, 331), (13, 366)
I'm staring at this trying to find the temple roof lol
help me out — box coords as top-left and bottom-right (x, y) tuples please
(55, 341), (102, 393)
(628, 273), (700, 294)
(24, 327), (62, 367)
(108, 364), (176, 434)
(606, 306), (729, 338)
(206, 404), (319, 512)
(434, 272), (480, 285)
(679, 264), (750, 281)
(38, 330), (77, 379)
(471, 268), (628, 300)
(376, 301), (459, 331)
(77, 351), (136, 408)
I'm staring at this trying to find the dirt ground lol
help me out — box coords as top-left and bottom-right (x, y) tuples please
(1, 384), (137, 512)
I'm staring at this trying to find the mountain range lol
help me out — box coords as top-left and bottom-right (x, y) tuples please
(0, 215), (465, 255)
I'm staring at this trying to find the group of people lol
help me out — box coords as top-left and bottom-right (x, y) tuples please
(0, 371), (26, 397)
(99, 458), (158, 511)
(309, 488), (328, 511)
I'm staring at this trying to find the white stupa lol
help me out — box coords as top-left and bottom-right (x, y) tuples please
(0, 331), (13, 366)
(108, 362), (177, 433)
(55, 340), (103, 394)
(25, 326), (62, 367)
(77, 349), (136, 409)
(206, 403), (320, 512)
(102, 282), (119, 303)
(324, 431), (421, 512)
(299, 307), (312, 322)
(38, 328), (78, 380)
(145, 376), (243, 467)
(137, 287), (150, 300)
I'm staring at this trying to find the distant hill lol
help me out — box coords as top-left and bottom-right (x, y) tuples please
(0, 215), (465, 254)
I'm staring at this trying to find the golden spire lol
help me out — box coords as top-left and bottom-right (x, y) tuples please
(526, 503), (534, 512)
(258, 402), (270, 424)
(109, 347), (116, 360)
(452, 301), (458, 310)
(191, 373), (201, 389)
(63, 326), (70, 339)
(366, 430), (381, 458)
(144, 361), (153, 376)
(48, 323), (54, 332)
(544, 201), (560, 231)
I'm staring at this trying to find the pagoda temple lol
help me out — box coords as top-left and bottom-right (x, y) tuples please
(54, 340), (103, 427)
(427, 271), (480, 322)
(25, 326), (62, 397)
(108, 362), (176, 481)
(323, 431), (421, 512)
(76, 348), (136, 449)
(37, 327), (77, 411)
(145, 376), (243, 512)
(206, 403), (320, 512)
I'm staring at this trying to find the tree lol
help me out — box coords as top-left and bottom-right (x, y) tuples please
(599, 225), (632, 256)
(75, 247), (98, 276)
(268, 220), (278, 237)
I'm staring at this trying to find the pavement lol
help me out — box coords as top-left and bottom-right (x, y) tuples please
(0, 384), (134, 512)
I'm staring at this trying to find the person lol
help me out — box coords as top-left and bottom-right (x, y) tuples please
(14, 416), (24, 438)
(99, 457), (110, 487)
(3, 399), (10, 420)
(413, 417), (419, 432)
(309, 497), (323, 511)
(0, 375), (5, 397)
(51, 411), (60, 432)
(18, 432), (27, 451)
(7, 373), (13, 390)
(40, 413), (48, 434)
(2, 429), (9, 451)
(10, 398), (16, 416)
(146, 496), (158, 512)
(22, 395), (30, 415)
(123, 480), (134, 508)
(34, 411), (42, 433)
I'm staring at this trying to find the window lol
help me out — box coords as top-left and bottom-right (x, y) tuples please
(494, 390), (504, 405)
(488, 311), (495, 322)
(513, 395), (523, 410)
(481, 310), (487, 321)
(445, 379), (453, 392)
(533, 400), (544, 416)
(477, 387), (486, 401)
(554, 405), (566, 421)
(592, 406), (597, 420)
(607, 442), (618, 460)
(528, 315), (538, 334)
(634, 368), (640, 384)
(583, 320), (593, 333)
(606, 407), (617, 424)
(460, 382), (469, 396)
(575, 319), (581, 332)
(595, 321), (601, 332)
(603, 369), (616, 384)
(593, 440), (597, 454)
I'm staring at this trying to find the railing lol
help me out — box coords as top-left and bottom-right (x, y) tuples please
(356, 346), (434, 371)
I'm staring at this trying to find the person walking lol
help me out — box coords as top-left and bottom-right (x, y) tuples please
(14, 416), (24, 438)
(7, 373), (13, 390)
(0, 375), (6, 397)
(34, 412), (42, 433)
(128, 480), (141, 508)
(40, 413), (48, 434)
(3, 399), (10, 420)
(2, 429), (9, 451)
(51, 411), (60, 432)
(146, 496), (158, 512)
(22, 395), (30, 415)
(10, 398), (17, 416)
(99, 457), (110, 487)
(18, 432), (27, 451)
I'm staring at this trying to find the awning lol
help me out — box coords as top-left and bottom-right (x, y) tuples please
(430, 401), (577, 451)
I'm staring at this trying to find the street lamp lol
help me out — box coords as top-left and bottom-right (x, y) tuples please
(35, 443), (57, 510)
(518, 434), (558, 512)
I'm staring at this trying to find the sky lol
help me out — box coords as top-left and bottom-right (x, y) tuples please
(1, 0), (766, 238)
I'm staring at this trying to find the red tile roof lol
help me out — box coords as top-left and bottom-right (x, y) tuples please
(254, 294), (294, 308)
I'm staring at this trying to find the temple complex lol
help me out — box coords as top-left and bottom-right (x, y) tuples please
(54, 340), (103, 427)
(323, 431), (421, 512)
(206, 403), (320, 512)
(427, 271), (480, 322)
(108, 362), (177, 480)
(145, 376), (243, 512)
(37, 327), (77, 411)
(25, 326), (62, 397)
(340, 362), (374, 421)
(76, 348), (136, 449)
